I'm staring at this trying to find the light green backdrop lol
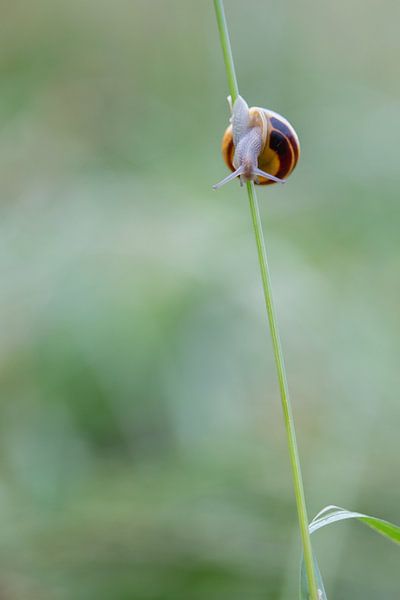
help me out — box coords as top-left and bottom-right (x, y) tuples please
(0, 1), (399, 598)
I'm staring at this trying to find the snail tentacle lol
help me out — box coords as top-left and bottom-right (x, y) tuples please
(253, 167), (286, 184)
(213, 166), (245, 190)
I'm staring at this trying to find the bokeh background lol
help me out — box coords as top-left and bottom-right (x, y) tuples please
(1, 0), (399, 598)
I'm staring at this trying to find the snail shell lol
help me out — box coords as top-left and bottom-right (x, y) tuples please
(213, 96), (300, 189)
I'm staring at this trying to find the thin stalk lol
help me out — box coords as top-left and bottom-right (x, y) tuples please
(213, 1), (319, 599)
(246, 182), (318, 600)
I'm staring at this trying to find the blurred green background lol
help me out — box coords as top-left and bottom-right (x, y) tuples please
(1, 0), (399, 598)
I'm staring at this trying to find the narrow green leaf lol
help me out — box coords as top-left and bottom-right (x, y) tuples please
(309, 505), (400, 545)
(300, 505), (400, 599)
(300, 553), (327, 600)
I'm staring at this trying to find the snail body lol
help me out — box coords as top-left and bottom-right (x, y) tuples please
(213, 95), (300, 189)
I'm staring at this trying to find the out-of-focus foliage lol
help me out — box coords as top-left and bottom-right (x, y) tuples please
(0, 1), (399, 598)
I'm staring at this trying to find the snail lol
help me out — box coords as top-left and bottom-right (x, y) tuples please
(213, 95), (300, 189)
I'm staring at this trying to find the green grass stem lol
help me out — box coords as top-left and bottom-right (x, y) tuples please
(213, 1), (319, 598)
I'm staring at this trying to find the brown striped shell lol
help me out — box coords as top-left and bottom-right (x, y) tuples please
(221, 107), (300, 185)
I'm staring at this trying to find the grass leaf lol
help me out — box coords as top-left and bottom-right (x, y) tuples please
(309, 505), (400, 544)
(300, 505), (400, 599)
(300, 553), (327, 600)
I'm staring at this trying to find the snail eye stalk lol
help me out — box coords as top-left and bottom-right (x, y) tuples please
(213, 166), (285, 190)
(213, 166), (244, 189)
